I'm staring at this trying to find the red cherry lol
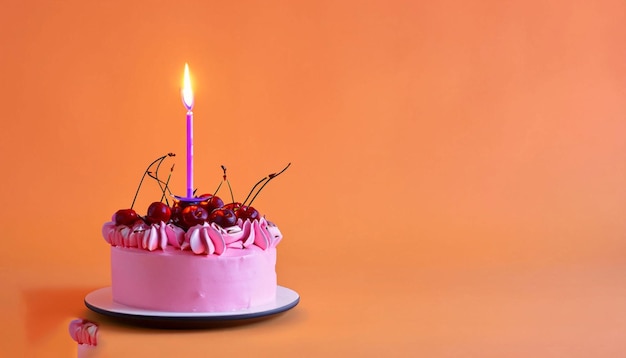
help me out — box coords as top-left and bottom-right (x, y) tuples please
(208, 208), (237, 227)
(199, 195), (224, 213)
(237, 206), (260, 221)
(170, 198), (198, 225)
(170, 204), (183, 225)
(146, 202), (171, 224)
(114, 209), (139, 226)
(181, 205), (209, 228)
(223, 202), (242, 211)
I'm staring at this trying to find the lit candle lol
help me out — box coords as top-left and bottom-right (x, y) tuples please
(181, 63), (194, 198)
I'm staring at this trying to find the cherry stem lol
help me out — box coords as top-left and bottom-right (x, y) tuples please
(241, 177), (268, 207)
(160, 164), (175, 203)
(147, 156), (176, 205)
(213, 181), (223, 196)
(221, 165), (235, 203)
(147, 171), (174, 196)
(245, 162), (291, 207)
(130, 153), (175, 209)
(154, 156), (167, 195)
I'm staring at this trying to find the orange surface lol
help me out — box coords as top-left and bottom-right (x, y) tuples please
(1, 0), (626, 356)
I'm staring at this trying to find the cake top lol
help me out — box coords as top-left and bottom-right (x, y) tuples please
(102, 154), (289, 255)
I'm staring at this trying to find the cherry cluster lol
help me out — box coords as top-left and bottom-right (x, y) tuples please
(114, 194), (260, 230)
(112, 154), (289, 231)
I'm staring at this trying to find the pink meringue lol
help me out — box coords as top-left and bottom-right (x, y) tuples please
(253, 218), (271, 250)
(103, 217), (283, 254)
(265, 219), (283, 247)
(183, 223), (226, 255)
(69, 319), (98, 346)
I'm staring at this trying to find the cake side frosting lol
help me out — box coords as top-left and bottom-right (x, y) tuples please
(111, 245), (277, 312)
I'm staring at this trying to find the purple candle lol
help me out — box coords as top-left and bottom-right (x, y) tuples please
(181, 63), (194, 198)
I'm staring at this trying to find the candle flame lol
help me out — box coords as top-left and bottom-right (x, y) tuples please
(182, 63), (194, 110)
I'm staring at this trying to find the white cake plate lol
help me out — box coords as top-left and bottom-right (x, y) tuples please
(85, 286), (299, 327)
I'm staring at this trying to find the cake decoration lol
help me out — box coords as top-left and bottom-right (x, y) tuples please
(68, 319), (98, 346)
(102, 155), (288, 256)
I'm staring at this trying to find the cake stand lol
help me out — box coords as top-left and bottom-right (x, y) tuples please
(85, 286), (300, 328)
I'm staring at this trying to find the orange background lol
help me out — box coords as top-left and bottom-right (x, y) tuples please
(2, 0), (626, 356)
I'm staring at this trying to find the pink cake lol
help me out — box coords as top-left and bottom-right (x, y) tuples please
(101, 157), (288, 313)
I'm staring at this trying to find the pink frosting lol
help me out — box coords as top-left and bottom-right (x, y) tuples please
(252, 218), (283, 249)
(265, 219), (283, 247)
(69, 319), (98, 346)
(111, 245), (277, 312)
(142, 222), (185, 251)
(102, 217), (283, 255)
(102, 221), (185, 251)
(216, 220), (255, 249)
(182, 223), (226, 255)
